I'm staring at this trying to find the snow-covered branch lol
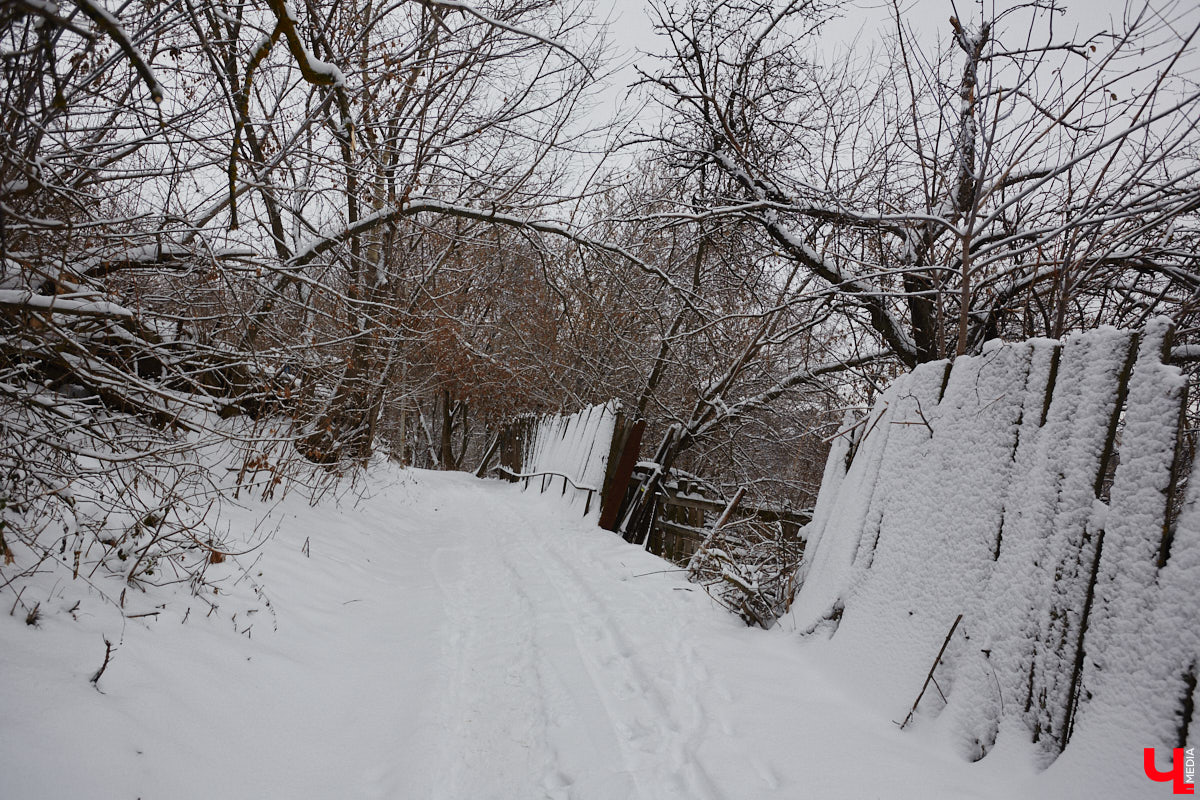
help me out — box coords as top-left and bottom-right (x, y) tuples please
(72, 0), (164, 103)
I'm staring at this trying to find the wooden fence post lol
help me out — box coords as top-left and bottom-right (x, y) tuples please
(599, 418), (645, 531)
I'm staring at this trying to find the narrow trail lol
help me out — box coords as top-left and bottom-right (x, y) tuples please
(405, 474), (1011, 800)
(429, 480), (720, 799)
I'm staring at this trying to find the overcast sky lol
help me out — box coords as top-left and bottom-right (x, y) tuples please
(598, 0), (1158, 61)
(588, 0), (1184, 119)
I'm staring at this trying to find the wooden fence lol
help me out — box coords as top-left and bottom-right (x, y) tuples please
(791, 318), (1199, 775)
(481, 403), (644, 524)
(638, 473), (812, 565)
(481, 401), (817, 628)
(482, 404), (811, 570)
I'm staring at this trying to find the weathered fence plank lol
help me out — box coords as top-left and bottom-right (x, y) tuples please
(491, 402), (622, 517)
(599, 418), (644, 531)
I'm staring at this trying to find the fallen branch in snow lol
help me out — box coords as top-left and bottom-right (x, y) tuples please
(686, 487), (746, 573)
(631, 568), (689, 578)
(899, 614), (963, 729)
(689, 516), (805, 629)
(90, 637), (114, 690)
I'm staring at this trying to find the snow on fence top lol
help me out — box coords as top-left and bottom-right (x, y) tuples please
(790, 319), (1198, 793)
(524, 401), (618, 492)
(495, 401), (621, 517)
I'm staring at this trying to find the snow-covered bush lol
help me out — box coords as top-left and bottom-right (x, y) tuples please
(687, 516), (803, 628)
(0, 404), (226, 614)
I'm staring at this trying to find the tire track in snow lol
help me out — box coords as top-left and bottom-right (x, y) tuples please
(425, 478), (735, 799)
(536, 549), (722, 800)
(429, 484), (643, 800)
(430, 534), (556, 800)
(487, 493), (723, 800)
(491, 544), (641, 799)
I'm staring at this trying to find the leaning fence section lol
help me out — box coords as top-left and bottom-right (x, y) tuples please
(481, 401), (810, 628)
(638, 475), (811, 565)
(483, 401), (639, 520)
(790, 318), (1198, 776)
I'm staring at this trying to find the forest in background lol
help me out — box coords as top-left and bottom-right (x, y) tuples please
(2, 0), (1200, 599)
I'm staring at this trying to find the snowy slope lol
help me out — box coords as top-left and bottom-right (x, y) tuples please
(0, 467), (1130, 799)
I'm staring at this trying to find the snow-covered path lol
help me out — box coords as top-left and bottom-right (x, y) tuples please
(2, 470), (1043, 799)
(429, 478), (726, 799)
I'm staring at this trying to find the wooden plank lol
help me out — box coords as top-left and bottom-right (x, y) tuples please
(661, 493), (728, 514)
(474, 433), (501, 478)
(685, 488), (745, 572)
(750, 508), (813, 527)
(626, 427), (681, 545)
(600, 409), (627, 503)
(712, 487), (748, 531)
(658, 519), (708, 543)
(661, 493), (812, 528)
(599, 418), (645, 531)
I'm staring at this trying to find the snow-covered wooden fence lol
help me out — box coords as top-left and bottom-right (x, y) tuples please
(488, 401), (638, 519)
(628, 473), (811, 565)
(792, 318), (1198, 774)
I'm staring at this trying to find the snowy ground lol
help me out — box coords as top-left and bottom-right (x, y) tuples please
(0, 468), (1141, 799)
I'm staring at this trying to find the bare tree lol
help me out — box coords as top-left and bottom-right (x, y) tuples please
(0, 0), (608, 602)
(639, 0), (1200, 366)
(574, 0), (1200, 535)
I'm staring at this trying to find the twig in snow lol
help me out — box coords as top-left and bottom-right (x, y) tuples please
(90, 637), (113, 689)
(890, 394), (934, 433)
(900, 614), (962, 729)
(982, 649), (1004, 716)
(8, 585), (27, 617)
